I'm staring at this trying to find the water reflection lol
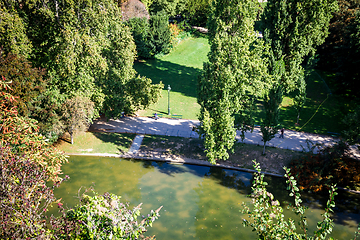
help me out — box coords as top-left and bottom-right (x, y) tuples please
(53, 156), (360, 239)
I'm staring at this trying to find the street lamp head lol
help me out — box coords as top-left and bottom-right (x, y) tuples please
(168, 85), (171, 91)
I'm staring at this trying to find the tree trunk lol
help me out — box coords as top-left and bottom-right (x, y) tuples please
(71, 133), (74, 145)
(296, 113), (300, 125)
(263, 142), (266, 155)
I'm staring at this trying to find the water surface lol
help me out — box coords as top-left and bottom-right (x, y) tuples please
(53, 156), (360, 239)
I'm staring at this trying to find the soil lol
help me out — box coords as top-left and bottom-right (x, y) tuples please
(139, 136), (305, 175)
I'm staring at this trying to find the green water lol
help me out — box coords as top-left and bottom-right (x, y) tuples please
(52, 156), (360, 239)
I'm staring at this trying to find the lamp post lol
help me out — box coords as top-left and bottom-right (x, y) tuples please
(167, 85), (171, 115)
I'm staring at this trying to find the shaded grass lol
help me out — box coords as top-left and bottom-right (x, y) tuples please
(253, 70), (354, 135)
(54, 132), (135, 154)
(135, 35), (353, 135)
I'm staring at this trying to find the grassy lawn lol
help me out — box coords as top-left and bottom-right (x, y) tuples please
(277, 70), (353, 135)
(134, 34), (353, 135)
(54, 132), (135, 154)
(134, 37), (210, 120)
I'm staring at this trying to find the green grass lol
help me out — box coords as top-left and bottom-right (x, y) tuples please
(278, 70), (353, 134)
(134, 37), (210, 119)
(134, 34), (353, 135)
(54, 132), (135, 154)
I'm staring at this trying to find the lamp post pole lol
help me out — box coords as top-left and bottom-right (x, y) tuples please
(167, 85), (171, 115)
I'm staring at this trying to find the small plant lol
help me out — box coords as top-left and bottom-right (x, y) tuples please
(52, 188), (162, 239)
(241, 160), (350, 239)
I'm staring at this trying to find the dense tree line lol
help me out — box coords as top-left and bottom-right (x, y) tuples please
(317, 0), (360, 98)
(197, 0), (338, 162)
(0, 0), (163, 142)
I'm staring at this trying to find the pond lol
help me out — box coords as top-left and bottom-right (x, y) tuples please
(52, 156), (360, 239)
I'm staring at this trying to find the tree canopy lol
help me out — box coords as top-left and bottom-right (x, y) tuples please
(197, 0), (270, 163)
(0, 0), (162, 138)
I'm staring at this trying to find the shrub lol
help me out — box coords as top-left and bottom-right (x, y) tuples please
(0, 145), (69, 239)
(290, 143), (360, 192)
(51, 188), (162, 239)
(242, 160), (360, 239)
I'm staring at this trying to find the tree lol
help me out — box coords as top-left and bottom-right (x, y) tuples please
(261, 0), (338, 130)
(126, 17), (154, 58)
(262, 0), (338, 91)
(316, 0), (360, 97)
(260, 86), (283, 155)
(241, 161), (349, 239)
(1, 0), (163, 138)
(260, 56), (284, 154)
(148, 0), (188, 16)
(62, 96), (95, 144)
(0, 7), (32, 59)
(197, 0), (270, 163)
(342, 106), (360, 145)
(0, 51), (47, 117)
(184, 0), (213, 27)
(148, 11), (172, 55)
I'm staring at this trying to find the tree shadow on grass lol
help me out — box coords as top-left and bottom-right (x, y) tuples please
(134, 59), (202, 98)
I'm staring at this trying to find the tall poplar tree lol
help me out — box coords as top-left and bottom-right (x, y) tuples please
(262, 0), (338, 92)
(260, 0), (337, 142)
(198, 0), (270, 164)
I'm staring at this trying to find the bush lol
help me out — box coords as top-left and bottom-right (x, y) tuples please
(290, 143), (360, 192)
(242, 161), (360, 239)
(51, 188), (162, 239)
(0, 145), (69, 239)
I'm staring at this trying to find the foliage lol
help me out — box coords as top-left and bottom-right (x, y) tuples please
(148, 0), (187, 16)
(0, 51), (47, 117)
(234, 99), (256, 142)
(197, 0), (270, 163)
(0, 77), (67, 181)
(290, 142), (360, 192)
(0, 145), (69, 239)
(184, 0), (213, 27)
(261, 0), (337, 139)
(242, 160), (339, 239)
(62, 96), (95, 144)
(342, 105), (360, 145)
(148, 11), (172, 55)
(260, 57), (285, 154)
(316, 0), (360, 97)
(0, 7), (32, 58)
(127, 12), (175, 59)
(126, 17), (154, 58)
(260, 85), (283, 154)
(262, 0), (338, 92)
(169, 23), (183, 46)
(1, 0), (163, 138)
(51, 188), (162, 239)
(0, 77), (68, 238)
